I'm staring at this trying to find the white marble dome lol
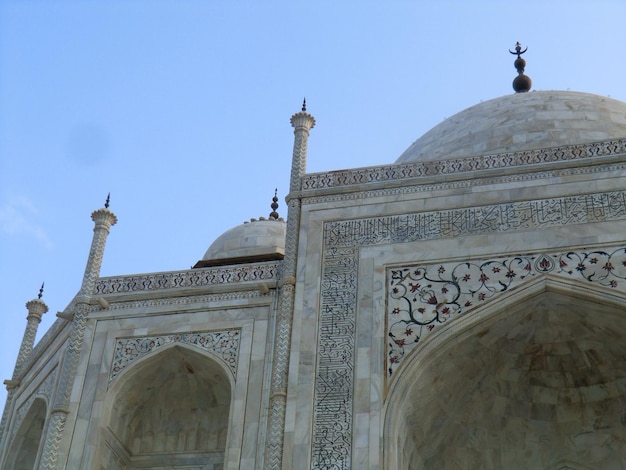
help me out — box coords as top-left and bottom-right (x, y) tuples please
(200, 218), (286, 265)
(396, 90), (626, 163)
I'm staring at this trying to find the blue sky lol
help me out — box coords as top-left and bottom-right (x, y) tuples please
(1, 1), (625, 407)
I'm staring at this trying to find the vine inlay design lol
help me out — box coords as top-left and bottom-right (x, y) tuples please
(387, 247), (626, 377)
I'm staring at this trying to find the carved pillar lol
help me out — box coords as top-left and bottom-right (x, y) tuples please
(0, 293), (48, 445)
(265, 104), (315, 469)
(39, 204), (117, 470)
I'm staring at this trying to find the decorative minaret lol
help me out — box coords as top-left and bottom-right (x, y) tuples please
(39, 195), (117, 470)
(510, 41), (532, 93)
(0, 285), (49, 443)
(265, 100), (315, 469)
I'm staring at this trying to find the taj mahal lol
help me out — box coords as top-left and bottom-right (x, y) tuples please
(1, 44), (626, 469)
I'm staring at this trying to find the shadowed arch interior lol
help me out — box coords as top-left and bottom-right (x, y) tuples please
(101, 344), (232, 469)
(3, 397), (47, 469)
(385, 290), (626, 469)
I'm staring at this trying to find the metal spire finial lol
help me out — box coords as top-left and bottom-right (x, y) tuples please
(509, 42), (532, 93)
(269, 188), (280, 220)
(38, 282), (44, 299)
(302, 98), (306, 112)
(104, 193), (110, 209)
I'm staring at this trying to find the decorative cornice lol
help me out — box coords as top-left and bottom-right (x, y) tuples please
(302, 161), (626, 206)
(94, 261), (280, 295)
(302, 138), (626, 192)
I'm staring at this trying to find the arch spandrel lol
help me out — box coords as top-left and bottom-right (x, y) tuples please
(383, 283), (626, 470)
(385, 247), (626, 388)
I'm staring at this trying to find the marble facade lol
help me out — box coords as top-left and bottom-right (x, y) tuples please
(1, 90), (626, 469)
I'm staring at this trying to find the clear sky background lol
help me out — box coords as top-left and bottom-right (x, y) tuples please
(1, 1), (625, 408)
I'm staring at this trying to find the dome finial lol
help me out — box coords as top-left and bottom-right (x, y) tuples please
(509, 42), (532, 93)
(104, 192), (110, 209)
(302, 98), (306, 112)
(269, 188), (280, 220)
(38, 282), (44, 299)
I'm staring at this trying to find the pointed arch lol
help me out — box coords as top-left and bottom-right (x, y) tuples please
(3, 397), (47, 469)
(98, 343), (233, 470)
(384, 277), (626, 469)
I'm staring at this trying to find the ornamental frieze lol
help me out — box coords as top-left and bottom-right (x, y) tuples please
(387, 247), (626, 378)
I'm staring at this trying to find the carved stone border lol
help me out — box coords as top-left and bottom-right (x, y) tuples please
(108, 329), (240, 388)
(311, 190), (626, 469)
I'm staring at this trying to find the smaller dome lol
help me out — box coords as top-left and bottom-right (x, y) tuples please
(194, 219), (286, 268)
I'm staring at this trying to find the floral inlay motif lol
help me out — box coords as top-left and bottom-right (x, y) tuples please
(387, 247), (626, 377)
(108, 329), (240, 388)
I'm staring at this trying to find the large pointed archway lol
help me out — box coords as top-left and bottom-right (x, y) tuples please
(3, 397), (47, 469)
(99, 344), (233, 469)
(384, 283), (626, 469)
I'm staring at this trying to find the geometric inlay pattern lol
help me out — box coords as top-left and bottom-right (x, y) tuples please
(108, 329), (240, 388)
(387, 247), (626, 377)
(312, 190), (626, 470)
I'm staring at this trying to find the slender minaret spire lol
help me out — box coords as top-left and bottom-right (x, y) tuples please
(265, 102), (315, 469)
(269, 189), (280, 220)
(79, 194), (118, 294)
(14, 284), (49, 374)
(0, 286), (49, 444)
(39, 196), (117, 470)
(510, 41), (532, 93)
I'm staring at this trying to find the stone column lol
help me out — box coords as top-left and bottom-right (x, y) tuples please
(39, 203), (117, 470)
(0, 292), (48, 445)
(265, 103), (315, 469)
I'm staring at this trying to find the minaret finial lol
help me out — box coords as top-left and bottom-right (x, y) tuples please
(105, 193), (110, 209)
(38, 282), (44, 299)
(269, 188), (280, 219)
(509, 42), (532, 93)
(302, 98), (306, 112)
